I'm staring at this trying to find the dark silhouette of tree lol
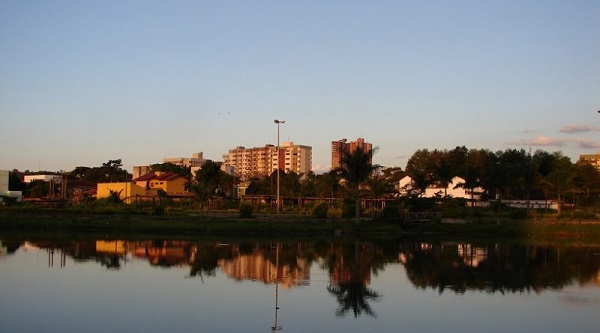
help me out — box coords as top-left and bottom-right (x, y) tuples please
(336, 147), (379, 224)
(327, 281), (381, 318)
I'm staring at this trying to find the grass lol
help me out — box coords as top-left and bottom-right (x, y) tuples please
(1, 206), (599, 243)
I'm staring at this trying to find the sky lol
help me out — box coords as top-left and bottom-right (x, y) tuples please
(1, 0), (599, 173)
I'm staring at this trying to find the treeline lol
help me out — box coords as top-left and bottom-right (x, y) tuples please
(403, 147), (599, 207)
(7, 147), (600, 210)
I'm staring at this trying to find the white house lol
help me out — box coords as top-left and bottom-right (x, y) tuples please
(398, 176), (483, 200)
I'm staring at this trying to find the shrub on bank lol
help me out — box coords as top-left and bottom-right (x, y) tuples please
(312, 202), (328, 218)
(239, 202), (254, 218)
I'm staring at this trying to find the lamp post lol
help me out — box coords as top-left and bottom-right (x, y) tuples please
(274, 119), (285, 215)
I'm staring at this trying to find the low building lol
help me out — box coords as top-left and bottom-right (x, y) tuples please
(133, 172), (187, 193)
(0, 170), (22, 202)
(24, 174), (62, 183)
(399, 176), (483, 200)
(96, 182), (147, 204)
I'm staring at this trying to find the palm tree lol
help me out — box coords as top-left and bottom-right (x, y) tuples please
(336, 147), (379, 225)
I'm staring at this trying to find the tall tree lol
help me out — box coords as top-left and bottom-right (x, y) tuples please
(336, 147), (379, 225)
(541, 153), (574, 214)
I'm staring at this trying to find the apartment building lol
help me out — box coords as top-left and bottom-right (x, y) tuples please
(163, 152), (205, 168)
(223, 142), (312, 181)
(331, 137), (373, 169)
(579, 153), (600, 170)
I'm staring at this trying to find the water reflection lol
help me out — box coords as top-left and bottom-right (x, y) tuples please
(2, 238), (600, 319)
(325, 241), (382, 318)
(399, 242), (600, 294)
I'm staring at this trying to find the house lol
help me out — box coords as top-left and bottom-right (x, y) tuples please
(399, 176), (483, 201)
(132, 172), (187, 194)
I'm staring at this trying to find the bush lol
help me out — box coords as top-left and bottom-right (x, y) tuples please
(239, 202), (254, 218)
(443, 198), (468, 218)
(312, 202), (329, 218)
(0, 196), (18, 207)
(342, 198), (356, 218)
(379, 203), (401, 223)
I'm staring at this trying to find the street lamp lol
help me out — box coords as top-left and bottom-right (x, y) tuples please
(274, 119), (285, 215)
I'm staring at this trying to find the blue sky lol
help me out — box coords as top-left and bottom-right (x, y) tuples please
(1, 0), (599, 173)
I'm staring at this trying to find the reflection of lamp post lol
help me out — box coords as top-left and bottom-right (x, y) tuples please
(274, 119), (285, 215)
(271, 243), (283, 332)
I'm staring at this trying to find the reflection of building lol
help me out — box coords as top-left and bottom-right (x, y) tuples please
(133, 241), (188, 267)
(458, 243), (488, 267)
(96, 240), (127, 255)
(223, 143), (312, 181)
(331, 138), (373, 170)
(218, 252), (310, 289)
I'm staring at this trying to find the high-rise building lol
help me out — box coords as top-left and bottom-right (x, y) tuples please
(331, 137), (373, 170)
(223, 142), (312, 181)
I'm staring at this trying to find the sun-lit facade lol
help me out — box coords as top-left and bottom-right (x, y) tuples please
(223, 142), (312, 181)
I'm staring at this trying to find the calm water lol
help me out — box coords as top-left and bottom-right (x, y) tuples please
(1, 238), (599, 333)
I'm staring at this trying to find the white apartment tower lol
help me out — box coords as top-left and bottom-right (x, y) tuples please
(223, 142), (312, 181)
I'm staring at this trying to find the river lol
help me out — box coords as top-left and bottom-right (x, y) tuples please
(1, 237), (599, 333)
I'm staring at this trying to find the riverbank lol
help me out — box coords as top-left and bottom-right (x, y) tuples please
(1, 210), (599, 243)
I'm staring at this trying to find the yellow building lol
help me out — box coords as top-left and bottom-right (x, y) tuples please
(133, 172), (187, 193)
(96, 182), (147, 204)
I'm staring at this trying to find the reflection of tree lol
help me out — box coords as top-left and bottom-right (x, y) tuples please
(97, 254), (121, 269)
(327, 281), (381, 318)
(188, 243), (234, 279)
(4, 238), (599, 296)
(401, 242), (600, 294)
(323, 241), (383, 318)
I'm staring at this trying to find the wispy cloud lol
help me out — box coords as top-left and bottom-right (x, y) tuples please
(559, 125), (600, 134)
(509, 135), (600, 149)
(511, 136), (567, 147)
(571, 138), (600, 149)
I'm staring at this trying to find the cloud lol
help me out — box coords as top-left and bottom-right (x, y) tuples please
(571, 139), (600, 149)
(511, 136), (567, 147)
(522, 129), (537, 134)
(509, 136), (600, 149)
(559, 125), (600, 134)
(311, 164), (330, 174)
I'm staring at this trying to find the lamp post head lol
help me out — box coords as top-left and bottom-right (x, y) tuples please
(274, 119), (285, 124)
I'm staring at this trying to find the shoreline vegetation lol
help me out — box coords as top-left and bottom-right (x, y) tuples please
(1, 207), (599, 244)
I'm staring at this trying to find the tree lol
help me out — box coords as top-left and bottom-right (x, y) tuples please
(541, 153), (574, 214)
(151, 162), (191, 179)
(336, 147), (380, 225)
(67, 159), (129, 183)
